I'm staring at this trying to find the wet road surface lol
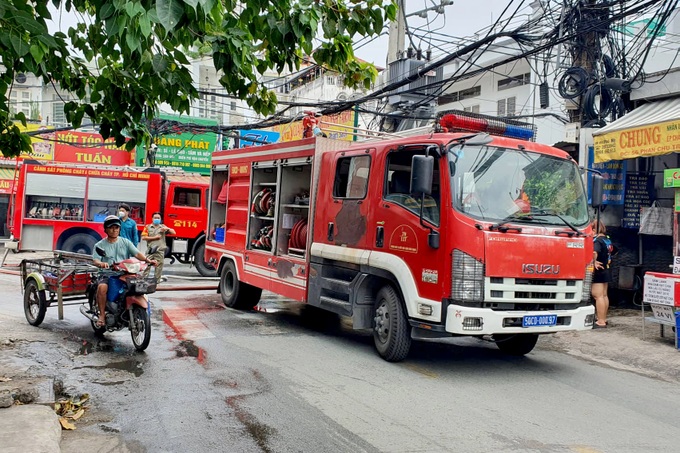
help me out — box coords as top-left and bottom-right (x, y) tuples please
(2, 267), (680, 452)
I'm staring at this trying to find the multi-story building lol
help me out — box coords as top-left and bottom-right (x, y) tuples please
(435, 38), (566, 146)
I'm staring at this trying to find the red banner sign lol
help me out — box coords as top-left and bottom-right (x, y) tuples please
(53, 131), (132, 166)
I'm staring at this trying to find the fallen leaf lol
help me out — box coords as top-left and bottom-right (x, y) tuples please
(71, 408), (85, 420)
(59, 417), (76, 430)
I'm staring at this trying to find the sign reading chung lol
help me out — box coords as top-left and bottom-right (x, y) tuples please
(136, 115), (218, 175)
(594, 118), (680, 163)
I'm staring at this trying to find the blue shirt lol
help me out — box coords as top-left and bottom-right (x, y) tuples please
(92, 237), (140, 265)
(119, 217), (139, 246)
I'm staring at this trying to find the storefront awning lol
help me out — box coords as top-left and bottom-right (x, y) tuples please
(592, 97), (680, 163)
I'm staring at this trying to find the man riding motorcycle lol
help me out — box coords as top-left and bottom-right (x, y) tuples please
(92, 215), (157, 327)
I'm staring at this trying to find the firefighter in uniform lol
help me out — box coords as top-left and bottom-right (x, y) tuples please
(141, 212), (176, 284)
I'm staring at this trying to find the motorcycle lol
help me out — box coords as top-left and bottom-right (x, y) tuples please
(80, 246), (158, 351)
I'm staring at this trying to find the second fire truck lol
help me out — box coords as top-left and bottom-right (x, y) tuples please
(7, 161), (216, 276)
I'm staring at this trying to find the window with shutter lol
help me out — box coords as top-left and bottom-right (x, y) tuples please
(507, 97), (516, 116)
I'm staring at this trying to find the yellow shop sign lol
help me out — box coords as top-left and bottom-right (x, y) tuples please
(593, 119), (680, 163)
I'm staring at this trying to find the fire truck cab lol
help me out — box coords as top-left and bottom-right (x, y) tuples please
(205, 113), (602, 362)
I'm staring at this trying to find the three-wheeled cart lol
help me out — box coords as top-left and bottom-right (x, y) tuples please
(20, 251), (99, 326)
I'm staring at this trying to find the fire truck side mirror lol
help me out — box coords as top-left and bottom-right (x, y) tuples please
(591, 174), (604, 208)
(411, 155), (434, 197)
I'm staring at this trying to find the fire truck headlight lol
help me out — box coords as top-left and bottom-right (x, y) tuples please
(452, 250), (485, 301)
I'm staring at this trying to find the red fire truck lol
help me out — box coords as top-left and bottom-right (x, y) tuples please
(7, 161), (216, 276)
(204, 113), (602, 361)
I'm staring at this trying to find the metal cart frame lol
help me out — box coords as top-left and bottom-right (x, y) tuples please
(20, 251), (99, 325)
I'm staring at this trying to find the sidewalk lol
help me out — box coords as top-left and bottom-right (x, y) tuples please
(541, 307), (680, 383)
(0, 310), (63, 453)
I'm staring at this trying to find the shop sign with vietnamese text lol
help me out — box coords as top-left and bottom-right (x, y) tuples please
(663, 168), (680, 188)
(0, 123), (54, 162)
(594, 119), (680, 163)
(587, 146), (625, 205)
(643, 274), (677, 306)
(268, 111), (356, 142)
(622, 174), (652, 229)
(54, 131), (132, 166)
(136, 115), (218, 175)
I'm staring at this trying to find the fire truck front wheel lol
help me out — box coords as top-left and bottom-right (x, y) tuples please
(62, 233), (98, 255)
(220, 260), (261, 310)
(193, 243), (217, 277)
(373, 285), (411, 362)
(494, 334), (539, 356)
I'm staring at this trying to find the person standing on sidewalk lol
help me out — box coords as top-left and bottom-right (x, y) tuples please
(592, 220), (614, 328)
(141, 212), (175, 284)
(118, 203), (139, 246)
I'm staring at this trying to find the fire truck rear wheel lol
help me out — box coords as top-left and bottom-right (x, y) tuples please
(220, 260), (261, 309)
(194, 243), (217, 277)
(24, 279), (47, 326)
(62, 233), (98, 255)
(373, 285), (411, 362)
(494, 334), (539, 356)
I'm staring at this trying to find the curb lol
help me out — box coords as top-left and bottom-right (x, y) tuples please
(156, 284), (217, 291)
(0, 404), (61, 453)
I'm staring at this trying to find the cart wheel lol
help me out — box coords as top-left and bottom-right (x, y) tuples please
(88, 288), (106, 335)
(24, 279), (47, 326)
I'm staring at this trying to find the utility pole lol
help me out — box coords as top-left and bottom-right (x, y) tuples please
(386, 0), (406, 69)
(568, 0), (601, 125)
(383, 1), (450, 132)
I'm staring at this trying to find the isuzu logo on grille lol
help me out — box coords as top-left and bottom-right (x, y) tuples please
(522, 264), (560, 275)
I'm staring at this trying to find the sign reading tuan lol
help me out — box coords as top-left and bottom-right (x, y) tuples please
(594, 118), (680, 163)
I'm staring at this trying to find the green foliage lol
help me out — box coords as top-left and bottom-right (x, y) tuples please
(0, 0), (396, 157)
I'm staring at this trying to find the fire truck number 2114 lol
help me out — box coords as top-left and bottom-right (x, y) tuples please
(172, 220), (199, 228)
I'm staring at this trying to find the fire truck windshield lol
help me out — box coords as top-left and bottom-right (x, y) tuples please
(448, 144), (589, 227)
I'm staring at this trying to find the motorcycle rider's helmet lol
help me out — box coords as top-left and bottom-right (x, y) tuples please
(103, 214), (122, 229)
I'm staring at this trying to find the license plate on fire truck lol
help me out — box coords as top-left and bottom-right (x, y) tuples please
(522, 314), (557, 328)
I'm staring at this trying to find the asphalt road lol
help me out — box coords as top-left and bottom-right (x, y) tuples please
(2, 265), (680, 453)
